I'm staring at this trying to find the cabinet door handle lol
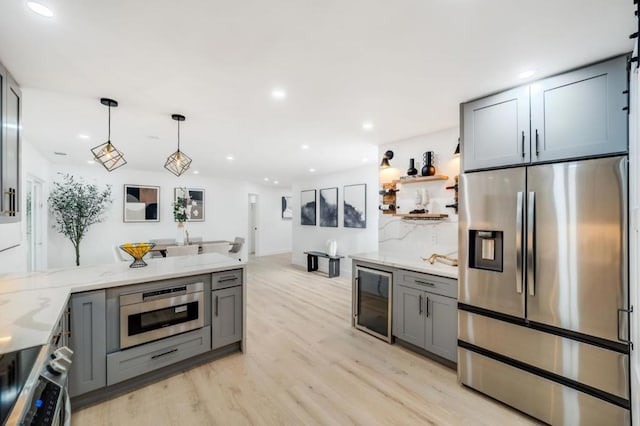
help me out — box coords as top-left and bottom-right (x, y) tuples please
(218, 276), (238, 283)
(426, 297), (430, 318)
(419, 295), (422, 315)
(215, 295), (219, 316)
(535, 129), (540, 156)
(521, 131), (525, 159)
(151, 348), (178, 360)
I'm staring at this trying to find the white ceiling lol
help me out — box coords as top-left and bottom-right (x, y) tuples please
(0, 0), (635, 186)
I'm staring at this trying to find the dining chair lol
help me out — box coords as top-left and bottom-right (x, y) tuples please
(228, 237), (245, 261)
(113, 245), (128, 263)
(149, 238), (176, 258)
(201, 242), (230, 255)
(166, 245), (199, 257)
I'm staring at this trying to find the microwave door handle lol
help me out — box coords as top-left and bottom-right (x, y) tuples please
(515, 192), (524, 294)
(527, 192), (536, 296)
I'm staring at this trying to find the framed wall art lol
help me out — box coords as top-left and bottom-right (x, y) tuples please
(300, 190), (317, 226)
(319, 187), (338, 227)
(344, 184), (366, 228)
(282, 196), (293, 219)
(124, 185), (160, 222)
(174, 188), (205, 222)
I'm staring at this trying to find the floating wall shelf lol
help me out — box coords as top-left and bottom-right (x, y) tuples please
(393, 175), (449, 185)
(379, 175), (450, 217)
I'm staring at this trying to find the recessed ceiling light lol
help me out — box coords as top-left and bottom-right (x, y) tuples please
(78, 134), (90, 140)
(271, 89), (287, 100)
(309, 168), (316, 173)
(362, 121), (374, 131)
(27, 1), (53, 17)
(301, 144), (309, 150)
(362, 157), (368, 163)
(226, 155), (234, 161)
(274, 180), (279, 185)
(264, 177), (269, 182)
(518, 70), (535, 79)
(192, 170), (199, 175)
(87, 160), (95, 165)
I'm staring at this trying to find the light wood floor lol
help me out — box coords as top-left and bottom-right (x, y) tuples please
(72, 254), (538, 425)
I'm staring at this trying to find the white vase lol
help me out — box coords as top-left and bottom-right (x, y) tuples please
(176, 223), (185, 246)
(326, 239), (338, 257)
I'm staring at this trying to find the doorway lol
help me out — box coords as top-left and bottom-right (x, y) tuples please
(248, 194), (259, 256)
(25, 177), (45, 271)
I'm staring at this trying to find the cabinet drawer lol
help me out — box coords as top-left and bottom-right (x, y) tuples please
(106, 326), (210, 386)
(396, 270), (457, 298)
(211, 269), (243, 290)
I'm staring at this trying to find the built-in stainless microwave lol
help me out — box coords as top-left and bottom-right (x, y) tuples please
(119, 282), (204, 349)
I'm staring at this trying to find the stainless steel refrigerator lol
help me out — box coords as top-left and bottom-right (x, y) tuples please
(458, 155), (631, 425)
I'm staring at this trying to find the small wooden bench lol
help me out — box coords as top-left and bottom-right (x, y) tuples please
(304, 251), (344, 278)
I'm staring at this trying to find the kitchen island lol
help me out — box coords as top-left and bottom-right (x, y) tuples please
(350, 251), (458, 366)
(0, 253), (246, 409)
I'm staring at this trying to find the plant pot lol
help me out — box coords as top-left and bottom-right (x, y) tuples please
(176, 222), (185, 245)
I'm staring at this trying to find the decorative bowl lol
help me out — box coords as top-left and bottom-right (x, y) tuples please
(119, 243), (155, 268)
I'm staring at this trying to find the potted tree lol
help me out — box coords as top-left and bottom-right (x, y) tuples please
(49, 174), (112, 266)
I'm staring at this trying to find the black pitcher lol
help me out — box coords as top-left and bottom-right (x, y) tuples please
(422, 151), (436, 176)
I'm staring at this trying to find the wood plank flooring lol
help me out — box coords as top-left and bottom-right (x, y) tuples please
(72, 254), (538, 425)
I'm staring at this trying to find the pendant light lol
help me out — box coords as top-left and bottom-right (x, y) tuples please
(164, 114), (192, 177)
(91, 98), (127, 171)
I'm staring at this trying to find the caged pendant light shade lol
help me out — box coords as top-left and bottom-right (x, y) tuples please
(164, 114), (192, 177)
(91, 98), (127, 172)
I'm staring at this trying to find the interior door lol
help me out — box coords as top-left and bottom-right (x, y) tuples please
(526, 156), (628, 343)
(459, 168), (526, 318)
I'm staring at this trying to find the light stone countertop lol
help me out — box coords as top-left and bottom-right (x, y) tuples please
(0, 253), (245, 355)
(349, 251), (459, 279)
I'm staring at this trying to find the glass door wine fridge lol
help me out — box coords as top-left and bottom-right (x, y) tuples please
(354, 266), (393, 343)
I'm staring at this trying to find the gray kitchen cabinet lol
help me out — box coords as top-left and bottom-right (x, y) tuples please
(0, 61), (21, 224)
(68, 290), (107, 397)
(393, 285), (425, 348)
(212, 285), (242, 350)
(530, 55), (628, 163)
(392, 272), (458, 363)
(461, 55), (628, 171)
(462, 86), (530, 171)
(424, 292), (458, 362)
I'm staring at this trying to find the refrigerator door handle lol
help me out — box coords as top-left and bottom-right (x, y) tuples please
(515, 192), (524, 294)
(527, 192), (536, 296)
(617, 306), (634, 349)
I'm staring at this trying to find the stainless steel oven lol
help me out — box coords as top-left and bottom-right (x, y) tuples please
(120, 282), (205, 349)
(3, 344), (73, 426)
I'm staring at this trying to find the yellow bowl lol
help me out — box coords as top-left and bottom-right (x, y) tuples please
(119, 243), (155, 268)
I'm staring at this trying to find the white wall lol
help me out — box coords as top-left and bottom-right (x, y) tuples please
(378, 127), (460, 258)
(47, 164), (291, 268)
(291, 165), (379, 276)
(0, 140), (50, 274)
(246, 184), (292, 256)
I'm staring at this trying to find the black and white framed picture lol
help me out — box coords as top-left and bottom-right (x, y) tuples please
(124, 185), (160, 222)
(282, 196), (293, 220)
(300, 190), (317, 226)
(344, 184), (366, 228)
(174, 188), (205, 222)
(319, 187), (338, 227)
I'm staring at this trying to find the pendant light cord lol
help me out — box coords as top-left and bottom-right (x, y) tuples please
(177, 119), (181, 151)
(108, 104), (111, 142)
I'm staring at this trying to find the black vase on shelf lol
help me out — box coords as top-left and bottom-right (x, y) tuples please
(407, 158), (418, 176)
(421, 151), (436, 176)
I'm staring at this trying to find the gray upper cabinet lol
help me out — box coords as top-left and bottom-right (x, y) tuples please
(462, 55), (628, 171)
(212, 285), (242, 350)
(530, 55), (628, 163)
(68, 290), (107, 397)
(462, 86), (530, 171)
(0, 61), (21, 223)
